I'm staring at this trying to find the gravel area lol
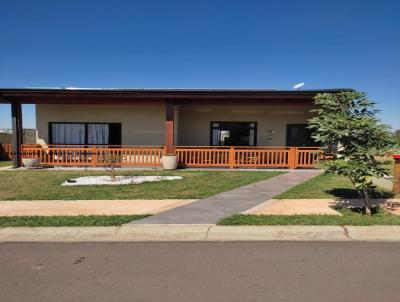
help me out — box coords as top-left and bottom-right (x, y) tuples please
(62, 175), (182, 186)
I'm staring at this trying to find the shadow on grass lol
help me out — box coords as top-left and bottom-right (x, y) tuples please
(327, 188), (394, 199)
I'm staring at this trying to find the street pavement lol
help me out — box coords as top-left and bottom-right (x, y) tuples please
(1, 241), (400, 302)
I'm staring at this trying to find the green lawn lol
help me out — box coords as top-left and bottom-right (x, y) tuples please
(0, 170), (281, 200)
(0, 215), (147, 227)
(275, 173), (393, 199)
(0, 161), (12, 167)
(218, 208), (400, 226)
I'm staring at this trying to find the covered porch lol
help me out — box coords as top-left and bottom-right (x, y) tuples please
(0, 88), (335, 169)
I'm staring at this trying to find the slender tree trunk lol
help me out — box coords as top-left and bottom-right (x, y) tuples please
(363, 188), (372, 215)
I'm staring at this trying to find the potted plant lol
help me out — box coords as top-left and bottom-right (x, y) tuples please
(22, 157), (41, 169)
(161, 152), (178, 170)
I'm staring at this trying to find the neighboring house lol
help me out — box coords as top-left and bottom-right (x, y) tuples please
(0, 129), (38, 144)
(0, 88), (350, 168)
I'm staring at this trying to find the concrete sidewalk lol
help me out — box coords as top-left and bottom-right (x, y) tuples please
(0, 199), (196, 216)
(2, 224), (400, 242)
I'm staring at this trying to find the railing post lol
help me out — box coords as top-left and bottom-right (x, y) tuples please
(165, 101), (175, 155)
(229, 146), (235, 169)
(92, 146), (97, 167)
(393, 155), (400, 194)
(289, 147), (297, 169)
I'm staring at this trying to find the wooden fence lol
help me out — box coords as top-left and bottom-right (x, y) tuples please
(1, 144), (322, 169)
(0, 143), (12, 160)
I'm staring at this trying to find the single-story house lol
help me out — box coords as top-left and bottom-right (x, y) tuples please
(0, 88), (350, 168)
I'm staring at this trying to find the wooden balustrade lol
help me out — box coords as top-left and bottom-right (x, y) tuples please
(1, 144), (322, 168)
(176, 146), (322, 169)
(20, 145), (164, 167)
(175, 147), (231, 167)
(295, 147), (323, 168)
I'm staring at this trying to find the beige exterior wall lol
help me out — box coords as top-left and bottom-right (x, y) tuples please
(36, 103), (313, 146)
(178, 105), (313, 146)
(36, 104), (165, 145)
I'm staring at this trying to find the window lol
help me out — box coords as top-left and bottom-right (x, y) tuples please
(286, 124), (318, 147)
(211, 122), (257, 146)
(49, 123), (121, 145)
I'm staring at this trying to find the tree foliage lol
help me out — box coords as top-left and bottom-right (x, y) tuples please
(393, 129), (400, 145)
(309, 91), (395, 215)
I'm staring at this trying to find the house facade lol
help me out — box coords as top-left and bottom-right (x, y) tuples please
(0, 88), (350, 168)
(35, 103), (315, 147)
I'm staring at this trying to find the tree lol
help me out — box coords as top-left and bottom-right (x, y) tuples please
(308, 91), (395, 215)
(393, 129), (400, 145)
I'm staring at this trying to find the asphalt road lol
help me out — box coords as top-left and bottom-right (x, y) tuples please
(1, 242), (400, 302)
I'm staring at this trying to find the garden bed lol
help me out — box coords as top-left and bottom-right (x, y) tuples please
(62, 175), (182, 186)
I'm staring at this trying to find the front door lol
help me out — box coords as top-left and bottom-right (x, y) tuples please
(286, 124), (317, 147)
(211, 122), (257, 146)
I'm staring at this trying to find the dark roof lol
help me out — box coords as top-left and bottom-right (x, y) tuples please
(0, 87), (353, 104)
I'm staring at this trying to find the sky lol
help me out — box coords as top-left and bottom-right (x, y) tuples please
(0, 0), (399, 129)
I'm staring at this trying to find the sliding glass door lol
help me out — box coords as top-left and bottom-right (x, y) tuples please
(211, 122), (257, 146)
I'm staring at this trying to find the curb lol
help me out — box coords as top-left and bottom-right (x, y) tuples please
(1, 225), (400, 242)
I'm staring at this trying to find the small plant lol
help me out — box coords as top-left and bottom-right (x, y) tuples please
(151, 166), (161, 180)
(103, 153), (122, 181)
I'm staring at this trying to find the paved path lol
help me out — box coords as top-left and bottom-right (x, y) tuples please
(1, 241), (400, 302)
(133, 171), (322, 224)
(0, 199), (196, 216)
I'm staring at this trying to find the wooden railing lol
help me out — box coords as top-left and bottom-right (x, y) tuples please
(21, 145), (164, 167)
(295, 147), (322, 168)
(175, 146), (231, 167)
(3, 144), (322, 168)
(175, 146), (322, 169)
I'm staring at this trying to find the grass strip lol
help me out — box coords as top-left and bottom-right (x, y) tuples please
(275, 173), (393, 199)
(0, 161), (12, 167)
(218, 209), (400, 226)
(0, 215), (148, 227)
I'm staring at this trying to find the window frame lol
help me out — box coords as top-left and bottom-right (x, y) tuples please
(48, 122), (122, 145)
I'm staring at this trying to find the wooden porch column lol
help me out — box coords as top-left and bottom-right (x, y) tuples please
(165, 101), (175, 154)
(393, 155), (400, 194)
(11, 102), (23, 168)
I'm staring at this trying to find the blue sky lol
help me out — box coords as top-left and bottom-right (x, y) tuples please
(1, 0), (399, 129)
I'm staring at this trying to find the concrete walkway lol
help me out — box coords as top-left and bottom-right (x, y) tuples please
(2, 224), (400, 242)
(243, 199), (342, 215)
(132, 171), (322, 224)
(0, 199), (196, 216)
